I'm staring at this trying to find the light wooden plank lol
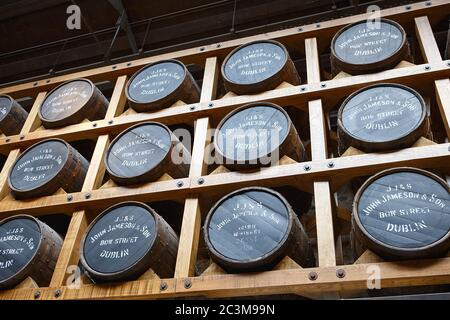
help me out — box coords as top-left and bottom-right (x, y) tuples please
(200, 57), (219, 102)
(435, 79), (450, 138)
(305, 38), (321, 83)
(415, 16), (442, 63)
(314, 181), (336, 267)
(308, 99), (328, 161)
(174, 198), (202, 278)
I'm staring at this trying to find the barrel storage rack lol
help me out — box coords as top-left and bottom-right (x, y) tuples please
(0, 0), (450, 300)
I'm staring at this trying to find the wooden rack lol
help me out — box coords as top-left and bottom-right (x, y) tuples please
(1, 0), (450, 300)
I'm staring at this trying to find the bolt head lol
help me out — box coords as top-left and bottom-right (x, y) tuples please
(184, 279), (192, 289)
(67, 195), (73, 202)
(5, 138), (10, 143)
(85, 193), (91, 199)
(108, 120), (113, 125)
(34, 291), (41, 299)
(405, 5), (411, 10)
(303, 165), (311, 171)
(177, 181), (184, 188)
(298, 27), (303, 32)
(425, 65), (431, 70)
(160, 282), (168, 291)
(208, 103), (214, 108)
(336, 269), (346, 278)
(327, 162), (335, 168)
(198, 178), (205, 185)
(54, 289), (62, 298)
(308, 271), (318, 281)
(92, 123), (97, 127)
(19, 135), (25, 140)
(189, 105), (196, 111)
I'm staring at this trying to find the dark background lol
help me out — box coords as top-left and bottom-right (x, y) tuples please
(1, 0), (447, 88)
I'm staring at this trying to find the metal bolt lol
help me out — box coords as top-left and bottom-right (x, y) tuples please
(92, 123), (97, 128)
(198, 177), (205, 185)
(108, 120), (113, 125)
(177, 180), (184, 188)
(208, 102), (214, 108)
(300, 87), (307, 92)
(327, 162), (335, 168)
(54, 289), (62, 298)
(5, 138), (10, 143)
(85, 193), (91, 199)
(127, 62), (132, 67)
(424, 65), (431, 70)
(448, 145), (450, 152)
(405, 5), (411, 10)
(303, 165), (311, 171)
(320, 83), (327, 88)
(46, 80), (51, 84)
(217, 44), (221, 48)
(67, 195), (73, 202)
(189, 105), (196, 111)
(112, 65), (117, 70)
(200, 47), (205, 51)
(447, 61), (450, 67)
(33, 82), (38, 87)
(316, 23), (321, 28)
(426, 1), (432, 6)
(34, 291), (41, 299)
(308, 271), (318, 281)
(19, 135), (25, 140)
(160, 282), (168, 291)
(336, 269), (346, 278)
(298, 27), (303, 32)
(184, 278), (192, 289)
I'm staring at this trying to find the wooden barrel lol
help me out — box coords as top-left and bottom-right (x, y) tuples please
(105, 122), (190, 185)
(39, 78), (109, 128)
(331, 18), (410, 75)
(126, 59), (200, 112)
(0, 215), (63, 289)
(337, 83), (429, 154)
(214, 102), (305, 170)
(80, 201), (179, 282)
(8, 138), (90, 199)
(204, 187), (315, 273)
(221, 40), (300, 95)
(351, 167), (450, 261)
(0, 95), (29, 136)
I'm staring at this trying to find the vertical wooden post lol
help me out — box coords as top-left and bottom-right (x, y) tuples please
(415, 16), (442, 64)
(175, 57), (218, 278)
(435, 79), (450, 139)
(49, 75), (127, 287)
(305, 38), (337, 268)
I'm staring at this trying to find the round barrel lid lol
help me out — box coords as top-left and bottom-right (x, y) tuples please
(8, 139), (69, 193)
(39, 79), (94, 123)
(205, 188), (291, 264)
(126, 60), (186, 105)
(215, 103), (290, 164)
(222, 41), (287, 85)
(0, 216), (41, 285)
(105, 122), (172, 181)
(355, 168), (450, 254)
(0, 95), (13, 122)
(339, 84), (426, 145)
(81, 202), (157, 276)
(332, 19), (406, 67)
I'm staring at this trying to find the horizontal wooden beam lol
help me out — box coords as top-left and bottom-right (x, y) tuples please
(190, 143), (450, 194)
(0, 62), (449, 154)
(2, 256), (450, 300)
(0, 178), (190, 216)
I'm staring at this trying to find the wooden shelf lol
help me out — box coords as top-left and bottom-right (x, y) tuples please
(1, 0), (450, 300)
